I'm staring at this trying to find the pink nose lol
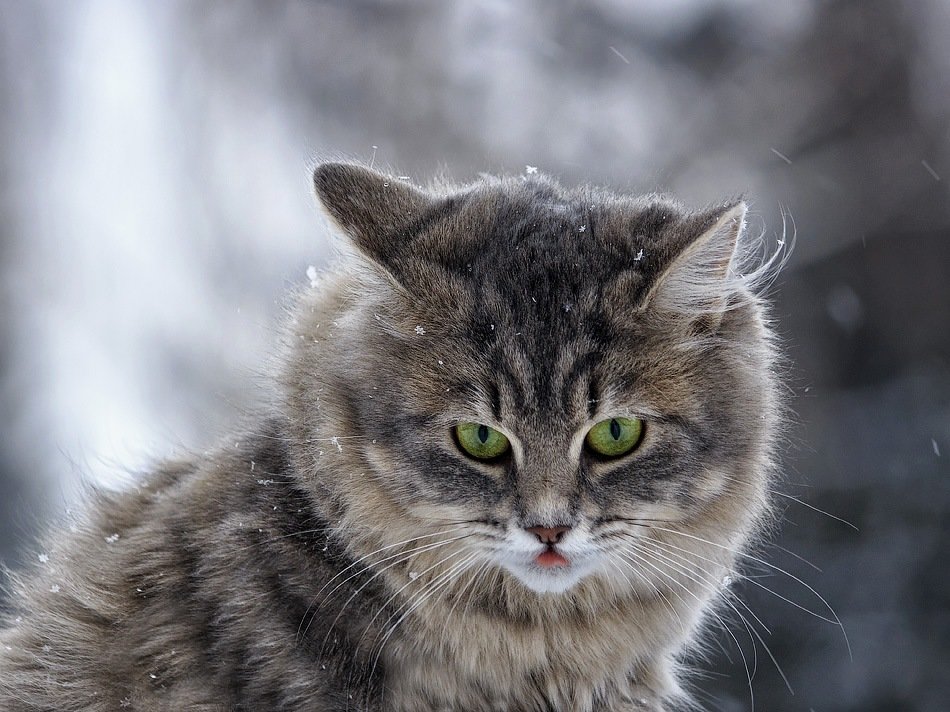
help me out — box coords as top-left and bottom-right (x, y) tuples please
(524, 526), (571, 545)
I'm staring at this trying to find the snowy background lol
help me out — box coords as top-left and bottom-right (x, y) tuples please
(1, 1), (947, 709)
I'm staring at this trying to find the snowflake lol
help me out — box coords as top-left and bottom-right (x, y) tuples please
(525, 165), (538, 174)
(105, 533), (120, 544)
(38, 553), (49, 564)
(634, 248), (644, 262)
(120, 697), (132, 708)
(414, 325), (425, 335)
(578, 225), (587, 233)
(49, 585), (60, 593)
(331, 436), (343, 453)
(306, 265), (319, 288)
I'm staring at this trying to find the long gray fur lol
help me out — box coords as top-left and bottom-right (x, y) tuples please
(0, 164), (780, 711)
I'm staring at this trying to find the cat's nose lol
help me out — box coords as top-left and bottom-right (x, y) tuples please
(524, 526), (571, 545)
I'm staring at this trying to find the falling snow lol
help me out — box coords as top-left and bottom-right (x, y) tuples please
(608, 46), (630, 64)
(770, 147), (793, 164)
(921, 160), (940, 181)
(933, 438), (941, 457)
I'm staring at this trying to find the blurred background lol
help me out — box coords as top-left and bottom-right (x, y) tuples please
(0, 1), (947, 709)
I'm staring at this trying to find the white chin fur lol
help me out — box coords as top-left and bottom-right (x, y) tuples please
(504, 563), (590, 594)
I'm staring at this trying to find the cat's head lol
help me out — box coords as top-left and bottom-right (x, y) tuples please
(290, 162), (779, 599)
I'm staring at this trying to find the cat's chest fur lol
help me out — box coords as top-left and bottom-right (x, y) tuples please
(379, 583), (683, 712)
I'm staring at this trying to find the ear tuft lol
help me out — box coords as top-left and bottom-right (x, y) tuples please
(642, 201), (747, 319)
(313, 162), (433, 268)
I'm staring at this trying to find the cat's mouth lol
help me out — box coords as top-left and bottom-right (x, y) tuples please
(535, 546), (570, 568)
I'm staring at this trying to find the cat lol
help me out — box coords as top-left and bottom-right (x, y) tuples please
(0, 162), (780, 711)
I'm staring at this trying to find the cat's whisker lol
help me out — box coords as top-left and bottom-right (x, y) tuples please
(624, 527), (846, 644)
(641, 538), (772, 636)
(316, 534), (473, 622)
(603, 554), (636, 591)
(445, 558), (491, 623)
(461, 560), (496, 619)
(299, 531), (472, 643)
(617, 547), (757, 711)
(364, 551), (479, 677)
(339, 547), (476, 684)
(769, 542), (822, 573)
(337, 546), (478, 706)
(610, 553), (683, 627)
(700, 469), (856, 532)
(618, 549), (759, 712)
(634, 540), (794, 695)
(299, 526), (469, 610)
(771, 491), (860, 531)
(354, 546), (475, 648)
(369, 552), (481, 681)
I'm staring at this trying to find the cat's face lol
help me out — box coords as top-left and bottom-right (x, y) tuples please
(300, 164), (776, 597)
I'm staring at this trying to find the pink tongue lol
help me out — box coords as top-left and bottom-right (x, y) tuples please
(536, 549), (569, 568)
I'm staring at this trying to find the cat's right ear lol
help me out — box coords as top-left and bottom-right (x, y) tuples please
(313, 162), (433, 273)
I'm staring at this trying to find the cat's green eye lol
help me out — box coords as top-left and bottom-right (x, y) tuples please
(585, 417), (644, 458)
(455, 422), (510, 460)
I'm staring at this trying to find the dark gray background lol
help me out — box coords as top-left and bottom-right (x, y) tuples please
(1, 1), (947, 710)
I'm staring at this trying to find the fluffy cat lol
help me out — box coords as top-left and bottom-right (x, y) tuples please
(0, 163), (779, 711)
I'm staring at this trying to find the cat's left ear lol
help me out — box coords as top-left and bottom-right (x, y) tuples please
(641, 201), (747, 323)
(313, 162), (433, 274)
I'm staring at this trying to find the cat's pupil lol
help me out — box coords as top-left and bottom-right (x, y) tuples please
(610, 419), (621, 440)
(477, 425), (490, 444)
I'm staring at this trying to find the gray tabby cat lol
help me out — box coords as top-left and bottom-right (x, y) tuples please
(0, 163), (779, 711)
